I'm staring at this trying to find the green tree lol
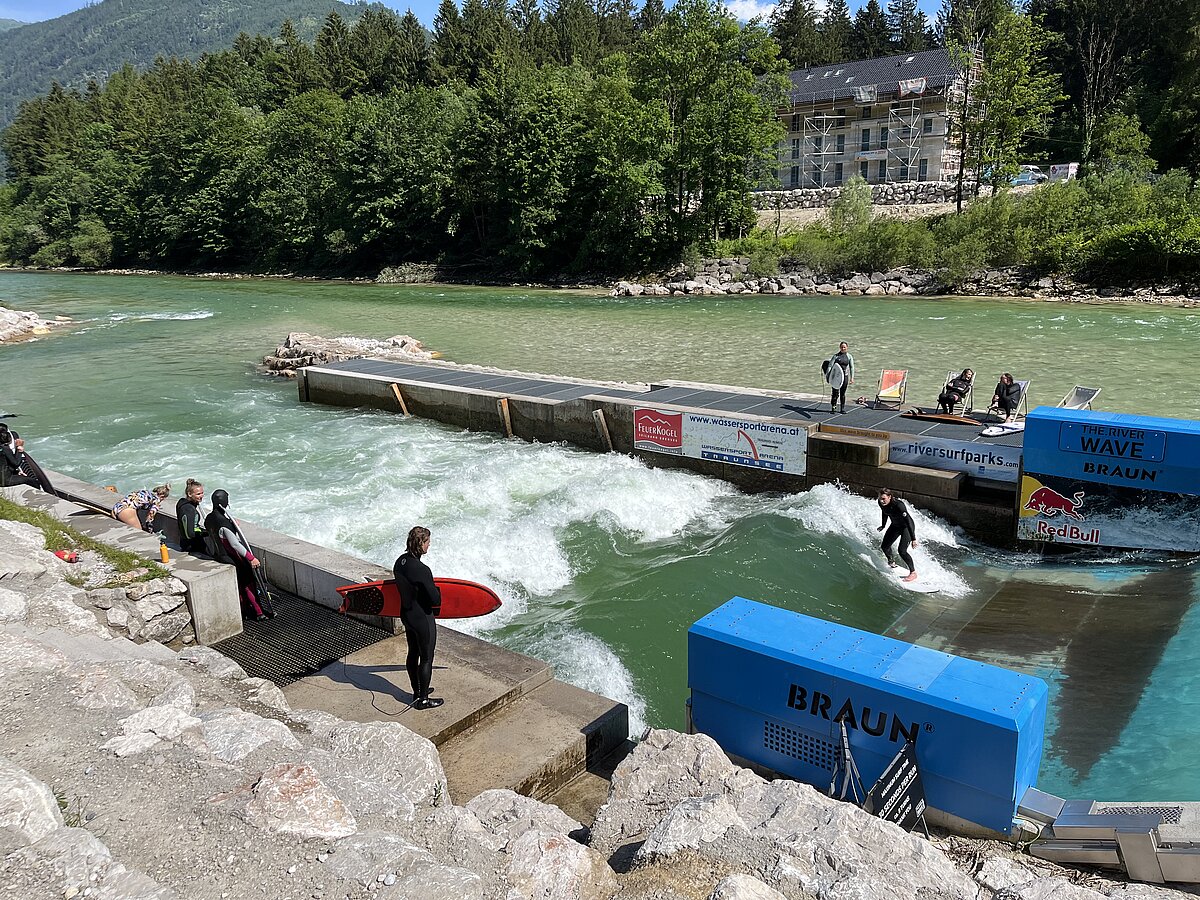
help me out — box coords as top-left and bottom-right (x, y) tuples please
(546, 0), (600, 67)
(629, 0), (787, 248)
(636, 0), (665, 33)
(432, 0), (469, 83)
(970, 10), (1063, 193)
(819, 0), (853, 63)
(771, 0), (824, 69)
(397, 11), (432, 85)
(851, 0), (892, 59)
(511, 0), (556, 64)
(315, 12), (364, 96)
(1090, 110), (1156, 177)
(887, 0), (929, 52)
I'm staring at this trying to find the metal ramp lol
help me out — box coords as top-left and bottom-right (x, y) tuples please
(1020, 788), (1200, 883)
(215, 590), (390, 686)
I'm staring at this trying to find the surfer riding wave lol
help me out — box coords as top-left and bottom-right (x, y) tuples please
(877, 489), (919, 583)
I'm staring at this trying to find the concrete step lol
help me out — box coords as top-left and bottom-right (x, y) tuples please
(437, 678), (628, 805)
(544, 740), (636, 826)
(282, 626), (552, 746)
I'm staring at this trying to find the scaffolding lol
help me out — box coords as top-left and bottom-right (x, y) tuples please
(802, 111), (844, 187)
(886, 98), (923, 183)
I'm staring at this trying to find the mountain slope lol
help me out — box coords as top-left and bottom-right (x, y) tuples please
(0, 19), (26, 32)
(0, 0), (368, 128)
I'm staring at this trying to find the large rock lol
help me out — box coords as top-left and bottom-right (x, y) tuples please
(386, 864), (485, 900)
(138, 609), (191, 644)
(244, 763), (357, 839)
(178, 645), (247, 680)
(322, 721), (448, 812)
(322, 831), (436, 886)
(635, 795), (750, 862)
(0, 585), (28, 622)
(708, 874), (788, 900)
(0, 756), (63, 848)
(414, 805), (505, 878)
(198, 708), (301, 762)
(73, 669), (141, 711)
(503, 829), (617, 900)
(467, 788), (586, 844)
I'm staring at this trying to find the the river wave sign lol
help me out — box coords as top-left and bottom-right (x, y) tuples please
(634, 408), (807, 475)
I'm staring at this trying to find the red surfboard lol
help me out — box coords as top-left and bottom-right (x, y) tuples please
(335, 577), (502, 619)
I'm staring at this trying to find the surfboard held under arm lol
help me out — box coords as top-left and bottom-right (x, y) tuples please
(335, 577), (502, 619)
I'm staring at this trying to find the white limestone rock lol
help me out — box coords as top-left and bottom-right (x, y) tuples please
(73, 669), (141, 711)
(976, 856), (1040, 893)
(138, 609), (191, 644)
(102, 731), (164, 757)
(0, 585), (28, 622)
(106, 607), (130, 629)
(0, 756), (63, 848)
(998, 878), (1109, 900)
(178, 645), (246, 679)
(9, 826), (112, 892)
(199, 708), (301, 763)
(707, 873), (788, 900)
(241, 676), (290, 712)
(244, 763), (357, 839)
(467, 788), (586, 843)
(414, 805), (505, 877)
(0, 518), (45, 552)
(151, 678), (196, 712)
(0, 631), (69, 677)
(591, 729), (762, 852)
(126, 578), (172, 601)
(324, 720), (448, 811)
(386, 864), (485, 900)
(635, 795), (750, 863)
(503, 829), (618, 900)
(323, 831), (437, 885)
(119, 705), (202, 740)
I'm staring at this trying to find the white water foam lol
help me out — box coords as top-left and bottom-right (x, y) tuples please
(109, 311), (215, 321)
(779, 482), (972, 597)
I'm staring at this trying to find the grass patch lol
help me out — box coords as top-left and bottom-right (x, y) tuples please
(0, 495), (169, 584)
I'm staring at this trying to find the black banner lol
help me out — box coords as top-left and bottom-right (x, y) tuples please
(863, 740), (926, 832)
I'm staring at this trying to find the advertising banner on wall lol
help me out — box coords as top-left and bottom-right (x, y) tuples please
(1016, 472), (1200, 551)
(634, 408), (808, 475)
(1017, 408), (1200, 550)
(888, 434), (1022, 483)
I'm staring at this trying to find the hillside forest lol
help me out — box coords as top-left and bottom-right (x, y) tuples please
(3, 0), (1200, 282)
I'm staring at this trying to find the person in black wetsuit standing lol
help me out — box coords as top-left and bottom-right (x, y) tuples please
(877, 489), (919, 583)
(394, 526), (443, 710)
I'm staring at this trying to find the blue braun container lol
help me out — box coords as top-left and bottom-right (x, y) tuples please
(688, 597), (1047, 836)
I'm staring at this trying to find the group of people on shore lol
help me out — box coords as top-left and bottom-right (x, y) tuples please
(823, 342), (1024, 423)
(110, 479), (275, 622)
(109, 480), (444, 709)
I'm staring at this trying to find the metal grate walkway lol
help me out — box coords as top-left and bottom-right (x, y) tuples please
(214, 588), (391, 686)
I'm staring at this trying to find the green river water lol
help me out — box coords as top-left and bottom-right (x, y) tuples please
(4, 271), (1200, 802)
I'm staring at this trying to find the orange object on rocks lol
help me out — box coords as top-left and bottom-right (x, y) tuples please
(53, 550), (78, 563)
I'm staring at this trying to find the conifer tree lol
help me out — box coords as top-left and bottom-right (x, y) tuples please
(771, 0), (824, 68)
(851, 0), (892, 59)
(636, 0), (665, 34)
(398, 10), (432, 85)
(819, 0), (853, 63)
(316, 12), (363, 97)
(887, 0), (929, 52)
(432, 0), (469, 82)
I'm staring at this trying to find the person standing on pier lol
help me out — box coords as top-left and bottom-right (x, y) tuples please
(394, 526), (444, 710)
(877, 489), (919, 583)
(825, 341), (855, 414)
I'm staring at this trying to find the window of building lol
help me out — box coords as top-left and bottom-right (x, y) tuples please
(790, 165), (800, 187)
(812, 164), (821, 186)
(835, 162), (844, 184)
(791, 137), (801, 160)
(877, 160), (886, 181)
(835, 108), (847, 123)
(899, 158), (910, 180)
(923, 117), (933, 135)
(860, 129), (870, 151)
(860, 161), (869, 180)
(836, 133), (845, 154)
(918, 158), (928, 181)
(791, 113), (801, 132)
(880, 127), (889, 150)
(814, 135), (823, 152)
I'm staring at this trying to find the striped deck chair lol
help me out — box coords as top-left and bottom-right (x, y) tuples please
(987, 379), (1030, 421)
(1059, 385), (1100, 410)
(875, 369), (908, 409)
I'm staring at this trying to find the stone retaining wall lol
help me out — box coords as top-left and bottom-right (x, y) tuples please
(751, 181), (962, 210)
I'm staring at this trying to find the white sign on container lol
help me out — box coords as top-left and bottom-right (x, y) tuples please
(634, 408), (808, 475)
(889, 435), (1021, 483)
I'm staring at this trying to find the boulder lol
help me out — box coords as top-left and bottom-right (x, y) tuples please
(244, 763), (357, 840)
(467, 788), (586, 844)
(322, 831), (437, 886)
(0, 586), (27, 622)
(0, 756), (63, 849)
(386, 864), (485, 900)
(178, 646), (247, 680)
(199, 708), (301, 763)
(504, 829), (617, 900)
(635, 795), (750, 862)
(73, 669), (141, 711)
(707, 874), (788, 900)
(138, 609), (192, 644)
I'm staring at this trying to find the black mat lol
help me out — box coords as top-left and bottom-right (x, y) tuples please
(214, 589), (390, 686)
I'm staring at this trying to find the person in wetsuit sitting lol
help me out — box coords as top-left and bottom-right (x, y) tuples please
(877, 488), (919, 583)
(176, 478), (208, 553)
(938, 369), (974, 414)
(991, 373), (1023, 423)
(394, 525), (443, 710)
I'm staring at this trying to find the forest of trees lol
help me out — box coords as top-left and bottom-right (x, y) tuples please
(2, 0), (1200, 280)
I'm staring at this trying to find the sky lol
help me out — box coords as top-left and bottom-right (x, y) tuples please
(0, 0), (942, 29)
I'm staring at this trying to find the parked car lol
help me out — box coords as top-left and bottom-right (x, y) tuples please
(1012, 165), (1048, 186)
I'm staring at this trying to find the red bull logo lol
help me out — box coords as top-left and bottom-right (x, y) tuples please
(1024, 486), (1086, 520)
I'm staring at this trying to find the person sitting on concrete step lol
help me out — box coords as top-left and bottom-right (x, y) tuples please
(175, 478), (208, 554)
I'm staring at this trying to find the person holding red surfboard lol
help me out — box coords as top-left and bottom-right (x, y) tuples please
(394, 526), (444, 710)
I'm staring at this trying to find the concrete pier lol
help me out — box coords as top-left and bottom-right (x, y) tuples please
(299, 358), (1022, 542)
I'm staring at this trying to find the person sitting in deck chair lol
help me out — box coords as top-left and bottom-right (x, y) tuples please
(990, 373), (1023, 423)
(938, 369), (974, 415)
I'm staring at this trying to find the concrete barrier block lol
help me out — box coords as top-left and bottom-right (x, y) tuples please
(172, 555), (242, 644)
(807, 458), (963, 499)
(808, 432), (889, 467)
(402, 382), (476, 429)
(506, 395), (561, 444)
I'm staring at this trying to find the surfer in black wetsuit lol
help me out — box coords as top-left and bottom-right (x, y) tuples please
(938, 369), (974, 414)
(0, 425), (50, 491)
(826, 341), (855, 414)
(991, 373), (1023, 423)
(877, 489), (919, 583)
(176, 479), (208, 553)
(394, 526), (443, 710)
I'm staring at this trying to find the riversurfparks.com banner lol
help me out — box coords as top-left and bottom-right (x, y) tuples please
(633, 408), (807, 475)
(888, 434), (1021, 483)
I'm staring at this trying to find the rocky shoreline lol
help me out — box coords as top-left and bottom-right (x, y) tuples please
(612, 259), (1200, 306)
(0, 305), (69, 343)
(261, 332), (442, 377)
(1, 501), (1194, 899)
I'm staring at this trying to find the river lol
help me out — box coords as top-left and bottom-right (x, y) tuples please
(4, 271), (1200, 802)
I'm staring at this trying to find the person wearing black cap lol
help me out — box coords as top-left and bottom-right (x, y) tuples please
(205, 489), (274, 621)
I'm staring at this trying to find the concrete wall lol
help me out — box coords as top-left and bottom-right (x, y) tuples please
(299, 366), (1019, 543)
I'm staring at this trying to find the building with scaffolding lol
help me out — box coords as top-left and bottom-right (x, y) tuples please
(776, 48), (970, 190)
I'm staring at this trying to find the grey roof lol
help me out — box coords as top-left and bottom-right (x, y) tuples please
(786, 48), (959, 106)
